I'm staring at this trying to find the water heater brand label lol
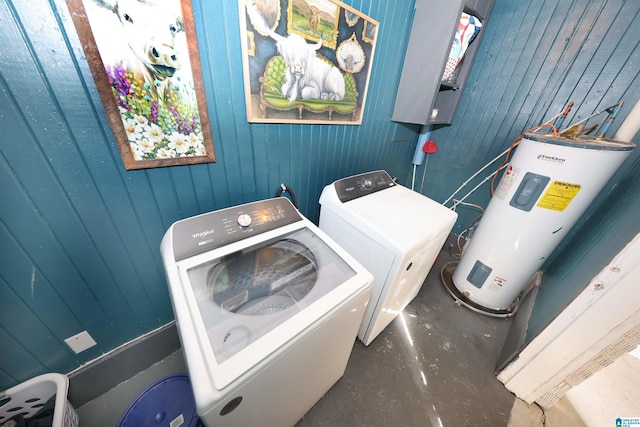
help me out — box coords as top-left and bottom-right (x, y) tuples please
(537, 154), (567, 164)
(536, 180), (582, 211)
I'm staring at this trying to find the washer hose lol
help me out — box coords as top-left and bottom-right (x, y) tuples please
(276, 183), (299, 209)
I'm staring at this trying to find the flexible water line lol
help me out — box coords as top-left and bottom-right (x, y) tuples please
(411, 164), (417, 191)
(276, 183), (299, 209)
(419, 154), (430, 193)
(443, 144), (518, 206)
(451, 163), (510, 210)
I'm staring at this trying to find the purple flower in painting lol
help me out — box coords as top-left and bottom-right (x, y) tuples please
(167, 106), (199, 136)
(190, 115), (198, 134)
(149, 101), (159, 124)
(115, 96), (131, 111)
(168, 105), (189, 134)
(107, 64), (131, 97)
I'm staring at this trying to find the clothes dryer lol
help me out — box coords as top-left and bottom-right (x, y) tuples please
(319, 170), (457, 345)
(161, 198), (373, 426)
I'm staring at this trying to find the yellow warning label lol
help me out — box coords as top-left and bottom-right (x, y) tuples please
(537, 180), (581, 211)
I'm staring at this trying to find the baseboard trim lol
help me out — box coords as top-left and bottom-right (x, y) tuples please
(68, 322), (181, 408)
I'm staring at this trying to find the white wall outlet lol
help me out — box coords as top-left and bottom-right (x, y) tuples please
(64, 330), (97, 354)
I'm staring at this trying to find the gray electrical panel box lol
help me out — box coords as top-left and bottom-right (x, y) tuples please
(392, 0), (495, 125)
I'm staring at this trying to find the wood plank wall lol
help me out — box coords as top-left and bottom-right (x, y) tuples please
(426, 0), (640, 236)
(0, 0), (417, 389)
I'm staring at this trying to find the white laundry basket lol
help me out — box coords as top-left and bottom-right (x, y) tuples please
(0, 373), (79, 427)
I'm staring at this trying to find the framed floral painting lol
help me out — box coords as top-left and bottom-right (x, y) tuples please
(239, 0), (379, 125)
(66, 0), (215, 170)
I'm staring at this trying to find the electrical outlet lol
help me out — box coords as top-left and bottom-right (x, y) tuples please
(64, 330), (97, 354)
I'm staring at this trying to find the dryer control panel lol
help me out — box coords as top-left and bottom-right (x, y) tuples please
(333, 170), (397, 203)
(170, 198), (302, 261)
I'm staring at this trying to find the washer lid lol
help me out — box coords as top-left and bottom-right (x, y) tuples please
(177, 225), (366, 390)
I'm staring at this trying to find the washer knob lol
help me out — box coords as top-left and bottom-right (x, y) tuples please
(237, 214), (252, 227)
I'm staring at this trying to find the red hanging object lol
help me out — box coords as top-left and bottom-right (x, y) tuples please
(423, 140), (438, 154)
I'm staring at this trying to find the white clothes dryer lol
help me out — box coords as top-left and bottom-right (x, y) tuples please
(319, 170), (458, 345)
(161, 198), (373, 427)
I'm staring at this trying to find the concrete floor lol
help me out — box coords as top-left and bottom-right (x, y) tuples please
(75, 250), (582, 426)
(296, 253), (516, 426)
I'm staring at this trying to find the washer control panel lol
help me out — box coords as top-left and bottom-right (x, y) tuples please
(333, 170), (396, 203)
(171, 198), (302, 261)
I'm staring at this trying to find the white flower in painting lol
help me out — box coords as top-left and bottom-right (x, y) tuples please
(192, 143), (207, 156)
(123, 118), (144, 141)
(133, 114), (149, 127)
(136, 138), (156, 153)
(156, 147), (176, 158)
(130, 142), (145, 160)
(143, 123), (164, 143)
(188, 131), (203, 146)
(187, 131), (206, 155)
(168, 132), (191, 154)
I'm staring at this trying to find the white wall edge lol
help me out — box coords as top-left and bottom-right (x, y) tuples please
(497, 232), (640, 403)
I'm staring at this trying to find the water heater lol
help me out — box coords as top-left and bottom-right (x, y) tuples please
(450, 133), (635, 312)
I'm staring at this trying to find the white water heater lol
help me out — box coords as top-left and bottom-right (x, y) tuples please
(451, 133), (635, 312)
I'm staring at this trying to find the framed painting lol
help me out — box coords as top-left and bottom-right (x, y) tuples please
(239, 0), (379, 125)
(66, 0), (215, 170)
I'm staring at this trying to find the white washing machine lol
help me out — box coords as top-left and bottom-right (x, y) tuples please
(160, 198), (373, 427)
(319, 170), (458, 345)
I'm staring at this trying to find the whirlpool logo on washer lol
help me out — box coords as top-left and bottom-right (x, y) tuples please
(537, 154), (566, 164)
(192, 229), (214, 239)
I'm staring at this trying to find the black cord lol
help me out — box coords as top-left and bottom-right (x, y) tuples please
(275, 183), (299, 209)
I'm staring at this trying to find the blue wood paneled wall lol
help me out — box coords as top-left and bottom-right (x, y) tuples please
(425, 0), (640, 236)
(1, 0), (639, 390)
(0, 0), (418, 389)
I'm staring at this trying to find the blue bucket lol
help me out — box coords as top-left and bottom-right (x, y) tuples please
(117, 374), (203, 427)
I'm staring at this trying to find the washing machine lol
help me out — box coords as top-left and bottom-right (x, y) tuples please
(319, 170), (458, 345)
(160, 197), (373, 427)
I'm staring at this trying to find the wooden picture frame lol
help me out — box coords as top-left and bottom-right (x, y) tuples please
(239, 0), (379, 125)
(67, 0), (215, 170)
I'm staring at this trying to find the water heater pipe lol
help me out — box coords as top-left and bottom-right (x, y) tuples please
(614, 97), (640, 142)
(413, 125), (432, 166)
(411, 125), (432, 191)
(452, 163), (509, 210)
(443, 145), (517, 206)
